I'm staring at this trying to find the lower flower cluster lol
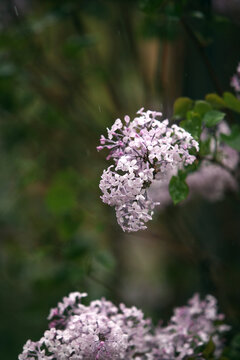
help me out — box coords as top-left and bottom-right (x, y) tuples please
(19, 292), (229, 360)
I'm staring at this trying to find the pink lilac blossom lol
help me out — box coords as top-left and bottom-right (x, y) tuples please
(150, 294), (230, 360)
(189, 121), (239, 200)
(98, 109), (199, 232)
(19, 292), (229, 360)
(149, 121), (239, 207)
(230, 62), (240, 97)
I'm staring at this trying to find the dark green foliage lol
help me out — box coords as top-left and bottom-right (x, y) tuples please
(199, 137), (211, 157)
(173, 97), (193, 119)
(169, 171), (189, 204)
(203, 110), (225, 127)
(205, 93), (226, 109)
(180, 111), (202, 140)
(223, 92), (240, 114)
(193, 100), (212, 118)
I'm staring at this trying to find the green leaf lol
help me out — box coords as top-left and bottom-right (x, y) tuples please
(180, 111), (202, 140)
(203, 110), (225, 127)
(173, 97), (193, 118)
(199, 137), (211, 157)
(169, 172), (189, 205)
(223, 92), (240, 113)
(205, 93), (226, 109)
(202, 338), (216, 359)
(193, 100), (212, 117)
(220, 125), (240, 151)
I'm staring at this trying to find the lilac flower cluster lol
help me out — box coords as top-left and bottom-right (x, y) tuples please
(191, 122), (239, 200)
(98, 109), (199, 232)
(19, 291), (151, 360)
(150, 293), (230, 359)
(19, 292), (229, 360)
(149, 121), (239, 207)
(231, 62), (240, 97)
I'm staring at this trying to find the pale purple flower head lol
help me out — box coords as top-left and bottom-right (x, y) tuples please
(98, 109), (199, 232)
(18, 292), (152, 360)
(150, 294), (230, 359)
(19, 292), (229, 360)
(149, 121), (239, 207)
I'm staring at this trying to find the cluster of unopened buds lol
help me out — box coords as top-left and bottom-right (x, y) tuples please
(97, 108), (199, 232)
(19, 291), (229, 360)
(231, 62), (240, 97)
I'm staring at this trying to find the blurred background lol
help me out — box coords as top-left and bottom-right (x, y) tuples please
(0, 1), (240, 359)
